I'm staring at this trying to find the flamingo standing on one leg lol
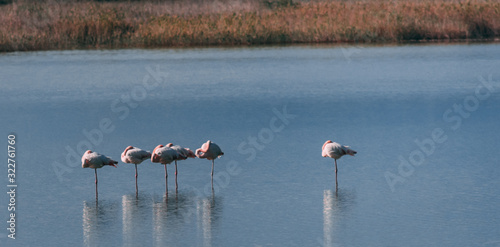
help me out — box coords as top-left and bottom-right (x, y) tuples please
(322, 140), (357, 190)
(167, 143), (195, 192)
(121, 146), (151, 194)
(82, 150), (118, 199)
(195, 140), (224, 185)
(167, 143), (196, 177)
(151, 144), (184, 194)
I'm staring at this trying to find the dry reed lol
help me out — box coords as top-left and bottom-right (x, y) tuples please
(0, 0), (499, 52)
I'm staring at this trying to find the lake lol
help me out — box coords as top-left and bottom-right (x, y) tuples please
(0, 43), (499, 246)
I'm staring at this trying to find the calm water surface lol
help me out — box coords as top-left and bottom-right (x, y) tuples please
(1, 44), (499, 246)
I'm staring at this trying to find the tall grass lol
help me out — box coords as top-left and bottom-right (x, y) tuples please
(1, 0), (499, 52)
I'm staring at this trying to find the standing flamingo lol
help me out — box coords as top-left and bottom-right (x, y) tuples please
(151, 144), (185, 193)
(167, 143), (196, 177)
(322, 140), (357, 190)
(195, 140), (224, 180)
(121, 146), (151, 194)
(82, 150), (118, 199)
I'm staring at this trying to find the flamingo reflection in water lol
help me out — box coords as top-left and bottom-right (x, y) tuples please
(122, 194), (151, 246)
(82, 200), (119, 247)
(152, 192), (195, 245)
(321, 189), (356, 247)
(151, 189), (222, 247)
(197, 193), (222, 247)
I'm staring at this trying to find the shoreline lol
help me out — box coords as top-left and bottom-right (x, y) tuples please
(2, 38), (499, 55)
(1, 0), (499, 52)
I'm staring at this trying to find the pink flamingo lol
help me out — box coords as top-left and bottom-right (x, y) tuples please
(322, 140), (357, 189)
(196, 140), (224, 178)
(121, 146), (151, 193)
(151, 144), (185, 192)
(167, 143), (196, 177)
(81, 150), (118, 198)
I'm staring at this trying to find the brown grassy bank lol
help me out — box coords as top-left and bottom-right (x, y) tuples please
(0, 0), (499, 52)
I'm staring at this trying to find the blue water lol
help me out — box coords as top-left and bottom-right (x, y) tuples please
(1, 43), (500, 246)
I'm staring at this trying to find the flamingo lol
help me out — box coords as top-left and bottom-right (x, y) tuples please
(167, 143), (196, 177)
(81, 150), (118, 199)
(322, 140), (357, 189)
(121, 146), (151, 193)
(151, 144), (185, 193)
(195, 140), (224, 179)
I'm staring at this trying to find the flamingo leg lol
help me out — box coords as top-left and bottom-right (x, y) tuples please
(211, 183), (214, 197)
(135, 164), (138, 196)
(175, 177), (178, 196)
(164, 164), (168, 194)
(175, 161), (178, 195)
(175, 161), (178, 176)
(211, 160), (215, 191)
(211, 160), (214, 177)
(335, 159), (338, 191)
(95, 168), (98, 199)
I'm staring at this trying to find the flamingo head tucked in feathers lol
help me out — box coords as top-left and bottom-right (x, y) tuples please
(322, 140), (333, 151)
(81, 150), (117, 168)
(151, 145), (164, 163)
(81, 150), (92, 168)
(195, 140), (223, 160)
(121, 146), (134, 158)
(195, 141), (211, 159)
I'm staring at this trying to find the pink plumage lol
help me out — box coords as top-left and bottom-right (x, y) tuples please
(121, 146), (151, 192)
(322, 140), (357, 160)
(81, 150), (117, 199)
(168, 144), (196, 161)
(151, 144), (183, 192)
(82, 150), (118, 169)
(196, 140), (224, 178)
(167, 143), (196, 177)
(151, 144), (180, 165)
(121, 146), (151, 165)
(321, 140), (357, 190)
(195, 140), (224, 160)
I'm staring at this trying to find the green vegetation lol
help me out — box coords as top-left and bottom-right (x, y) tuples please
(1, 0), (499, 52)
